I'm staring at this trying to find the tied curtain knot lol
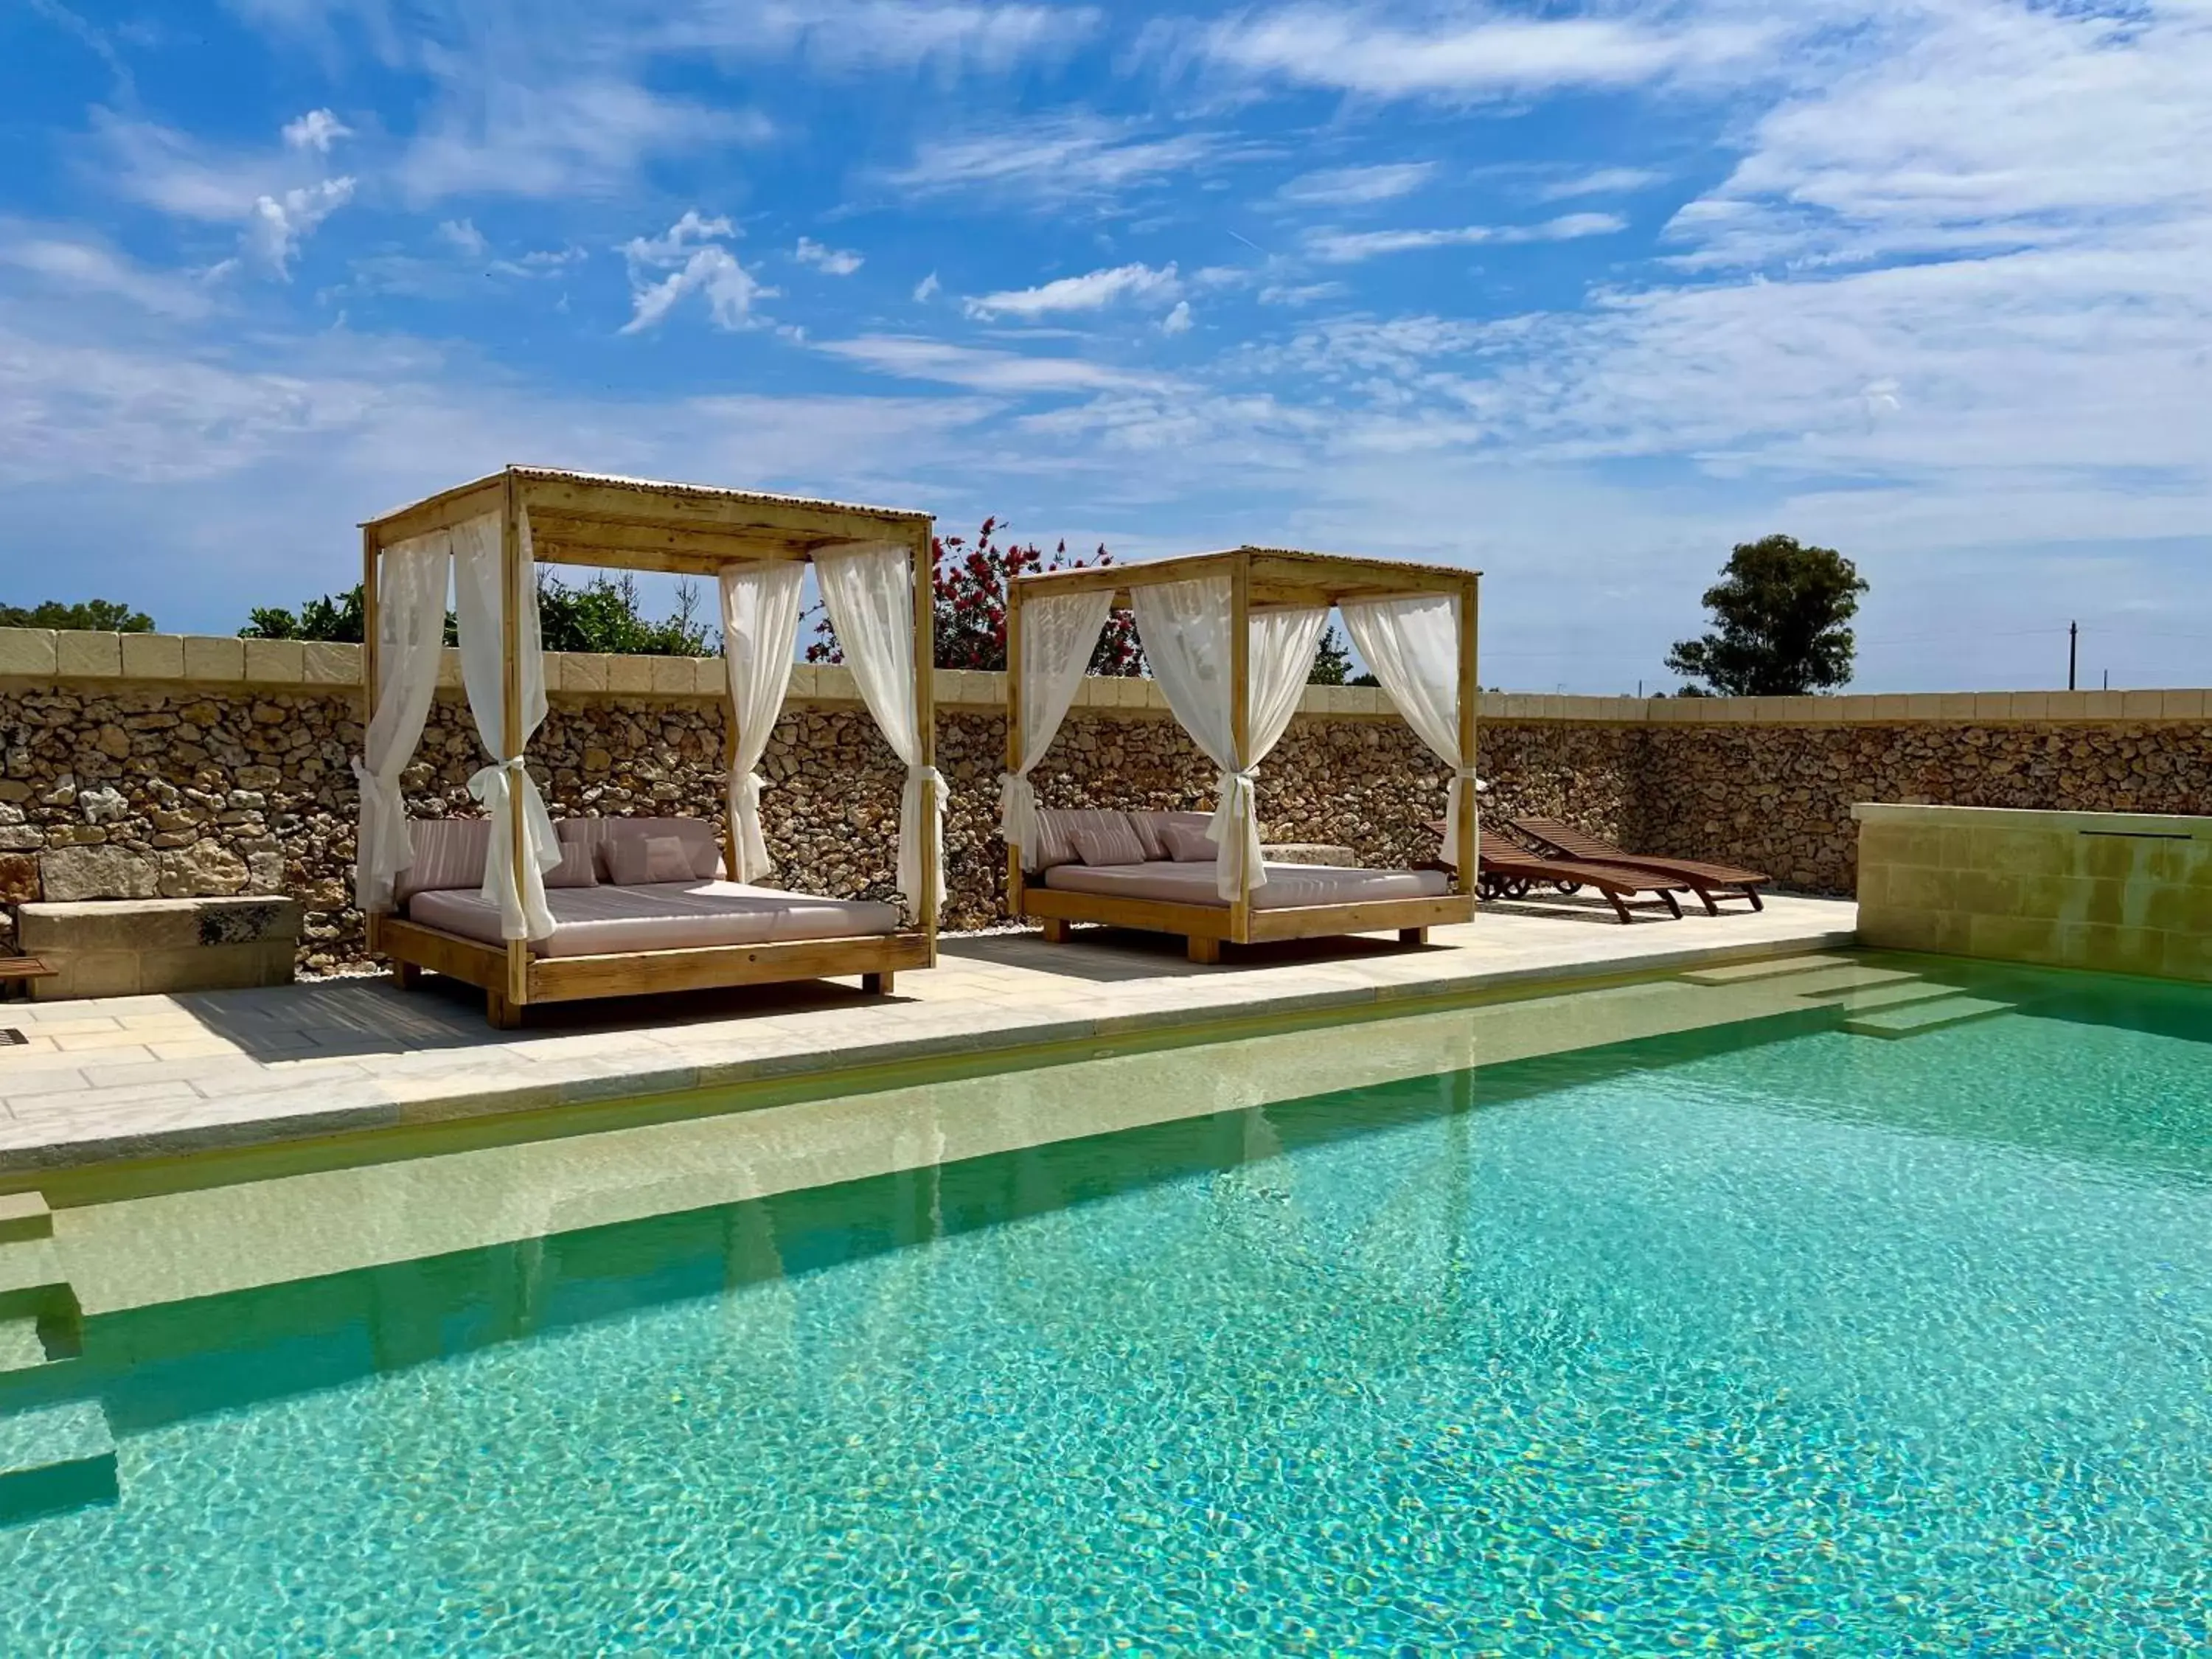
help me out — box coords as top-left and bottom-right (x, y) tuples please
(997, 771), (1040, 866)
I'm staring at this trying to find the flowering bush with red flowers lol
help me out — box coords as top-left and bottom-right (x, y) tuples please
(807, 517), (1144, 675)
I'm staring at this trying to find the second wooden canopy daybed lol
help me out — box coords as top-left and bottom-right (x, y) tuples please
(354, 466), (941, 1026)
(1001, 546), (1481, 963)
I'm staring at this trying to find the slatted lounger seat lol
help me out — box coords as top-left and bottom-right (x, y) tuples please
(408, 882), (902, 957)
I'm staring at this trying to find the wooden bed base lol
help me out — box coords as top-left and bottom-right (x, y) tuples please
(375, 916), (933, 1028)
(1018, 888), (1473, 964)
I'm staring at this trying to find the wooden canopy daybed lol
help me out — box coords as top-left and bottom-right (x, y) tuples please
(1001, 546), (1481, 964)
(355, 466), (939, 1027)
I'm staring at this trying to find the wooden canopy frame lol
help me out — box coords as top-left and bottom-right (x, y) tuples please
(361, 466), (939, 1026)
(1006, 546), (1481, 963)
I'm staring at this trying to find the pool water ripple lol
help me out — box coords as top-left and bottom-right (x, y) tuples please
(3, 992), (2210, 1654)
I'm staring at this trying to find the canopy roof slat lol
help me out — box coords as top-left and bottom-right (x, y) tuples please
(1014, 545), (1478, 611)
(363, 466), (930, 574)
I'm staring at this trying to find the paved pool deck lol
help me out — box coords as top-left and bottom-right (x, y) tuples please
(0, 896), (1855, 1180)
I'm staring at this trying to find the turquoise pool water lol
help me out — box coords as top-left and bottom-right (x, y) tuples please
(5, 975), (2211, 1654)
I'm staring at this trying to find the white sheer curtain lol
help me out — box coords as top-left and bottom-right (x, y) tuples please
(1132, 576), (1326, 900)
(815, 540), (940, 921)
(999, 589), (1113, 867)
(1342, 593), (1478, 853)
(719, 560), (807, 883)
(352, 534), (452, 914)
(453, 509), (560, 940)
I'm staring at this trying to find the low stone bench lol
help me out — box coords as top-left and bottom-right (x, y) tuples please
(1260, 842), (1362, 866)
(17, 897), (300, 1000)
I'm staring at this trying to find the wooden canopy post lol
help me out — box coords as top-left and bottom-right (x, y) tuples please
(911, 521), (939, 959)
(1226, 549), (1253, 952)
(498, 470), (529, 1022)
(1004, 570), (1026, 925)
(361, 524), (381, 959)
(1455, 573), (1480, 899)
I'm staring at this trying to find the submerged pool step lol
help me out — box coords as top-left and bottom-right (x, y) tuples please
(1809, 980), (1972, 1015)
(1680, 953), (1860, 986)
(0, 1400), (116, 1526)
(0, 1237), (69, 1322)
(1843, 995), (2017, 1039)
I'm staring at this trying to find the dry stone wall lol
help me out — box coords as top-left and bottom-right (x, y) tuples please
(5, 626), (2211, 972)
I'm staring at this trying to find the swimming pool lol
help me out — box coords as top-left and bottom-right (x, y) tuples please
(4, 964), (2208, 1653)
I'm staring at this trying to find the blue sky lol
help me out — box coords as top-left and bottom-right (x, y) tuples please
(2, 0), (2207, 692)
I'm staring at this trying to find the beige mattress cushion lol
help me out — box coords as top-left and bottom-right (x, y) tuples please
(407, 880), (900, 959)
(1039, 860), (1449, 911)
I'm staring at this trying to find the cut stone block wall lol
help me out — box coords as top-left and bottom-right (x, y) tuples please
(1853, 804), (2212, 981)
(4, 624), (2210, 973)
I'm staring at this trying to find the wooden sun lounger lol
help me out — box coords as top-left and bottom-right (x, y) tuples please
(1503, 815), (1769, 914)
(1424, 824), (1684, 923)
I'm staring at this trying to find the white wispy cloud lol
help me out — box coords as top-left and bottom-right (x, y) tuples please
(398, 78), (768, 203)
(883, 113), (1222, 205)
(793, 237), (864, 275)
(818, 334), (1166, 392)
(91, 109), (358, 275)
(1192, 4), (1777, 100)
(281, 108), (353, 153)
(650, 1), (1102, 74)
(1307, 212), (1625, 263)
(0, 229), (217, 319)
(913, 271), (942, 302)
(620, 211), (771, 333)
(1537, 166), (1665, 201)
(1277, 161), (1434, 206)
(438, 218), (489, 256)
(964, 262), (1182, 320)
(1159, 300), (1194, 335)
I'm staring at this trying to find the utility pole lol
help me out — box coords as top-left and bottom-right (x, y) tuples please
(2067, 621), (2077, 691)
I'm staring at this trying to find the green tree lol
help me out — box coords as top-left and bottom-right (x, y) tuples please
(240, 576), (710, 654)
(1666, 535), (1868, 696)
(1307, 624), (1355, 684)
(534, 574), (712, 655)
(1, 598), (155, 632)
(240, 586), (371, 642)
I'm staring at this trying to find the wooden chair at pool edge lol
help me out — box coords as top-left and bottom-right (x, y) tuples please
(1006, 546), (1482, 963)
(361, 467), (940, 1027)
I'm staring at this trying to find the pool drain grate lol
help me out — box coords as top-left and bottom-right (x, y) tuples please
(0, 1029), (25, 1047)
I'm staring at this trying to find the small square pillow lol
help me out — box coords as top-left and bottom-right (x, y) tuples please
(608, 833), (700, 886)
(1068, 815), (1148, 867)
(1161, 821), (1218, 863)
(542, 841), (599, 888)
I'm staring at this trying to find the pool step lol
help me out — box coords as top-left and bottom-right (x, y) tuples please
(1681, 953), (1859, 986)
(1811, 980), (1973, 1015)
(0, 1400), (116, 1526)
(0, 1194), (51, 1246)
(1843, 995), (2017, 1039)
(0, 1236), (70, 1323)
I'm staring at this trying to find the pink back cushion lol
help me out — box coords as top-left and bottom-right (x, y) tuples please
(543, 841), (598, 888)
(1130, 810), (1212, 861)
(394, 818), (490, 905)
(1068, 816), (1148, 867)
(608, 834), (700, 886)
(559, 816), (721, 883)
(1161, 821), (1218, 862)
(1033, 808), (1141, 872)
